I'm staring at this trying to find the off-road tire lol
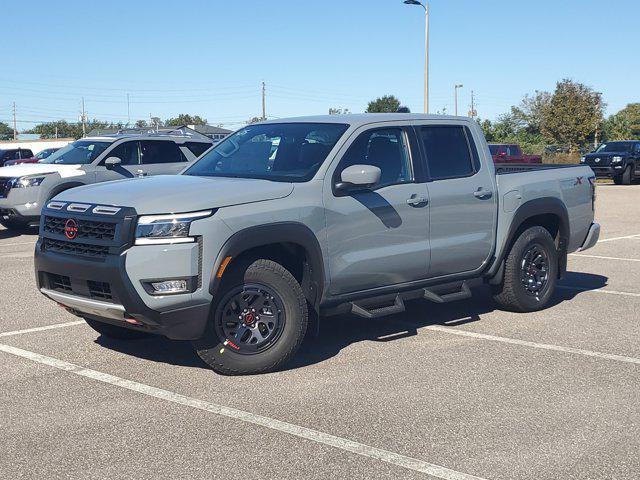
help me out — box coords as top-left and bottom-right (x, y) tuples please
(493, 226), (558, 313)
(613, 175), (623, 185)
(193, 259), (308, 376)
(622, 165), (632, 185)
(84, 318), (151, 339)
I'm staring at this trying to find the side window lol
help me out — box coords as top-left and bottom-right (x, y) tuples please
(139, 141), (187, 164)
(335, 128), (413, 188)
(635, 143), (640, 154)
(106, 141), (139, 165)
(11, 150), (21, 160)
(185, 142), (211, 158)
(420, 126), (475, 180)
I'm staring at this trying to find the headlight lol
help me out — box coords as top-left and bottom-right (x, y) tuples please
(580, 157), (586, 163)
(135, 210), (213, 245)
(612, 156), (623, 163)
(10, 176), (48, 188)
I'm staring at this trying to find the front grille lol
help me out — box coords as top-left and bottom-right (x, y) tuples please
(87, 280), (113, 300)
(44, 216), (116, 241)
(0, 178), (12, 198)
(49, 273), (72, 292)
(43, 238), (109, 258)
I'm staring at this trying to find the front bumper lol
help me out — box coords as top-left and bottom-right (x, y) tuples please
(579, 223), (600, 252)
(35, 241), (211, 340)
(588, 164), (624, 178)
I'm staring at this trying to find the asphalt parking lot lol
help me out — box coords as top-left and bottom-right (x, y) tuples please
(1, 184), (639, 480)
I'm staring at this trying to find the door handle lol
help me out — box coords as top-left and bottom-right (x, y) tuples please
(473, 188), (493, 199)
(136, 169), (149, 177)
(407, 194), (428, 206)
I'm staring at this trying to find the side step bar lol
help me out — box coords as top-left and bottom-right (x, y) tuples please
(423, 282), (472, 304)
(348, 282), (473, 320)
(351, 295), (405, 319)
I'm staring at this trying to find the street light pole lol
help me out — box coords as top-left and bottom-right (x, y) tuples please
(594, 91), (602, 149)
(454, 84), (463, 116)
(404, 0), (429, 114)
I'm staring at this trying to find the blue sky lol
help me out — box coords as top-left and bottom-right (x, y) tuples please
(1, 0), (638, 130)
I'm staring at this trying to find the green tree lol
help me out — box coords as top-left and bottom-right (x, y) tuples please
(606, 103), (640, 140)
(164, 114), (208, 126)
(511, 90), (551, 136)
(0, 121), (13, 140)
(134, 119), (148, 128)
(540, 79), (602, 152)
(366, 95), (401, 113)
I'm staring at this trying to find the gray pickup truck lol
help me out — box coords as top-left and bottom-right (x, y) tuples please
(0, 129), (212, 229)
(34, 114), (600, 375)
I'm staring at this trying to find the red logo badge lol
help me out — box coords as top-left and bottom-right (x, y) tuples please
(64, 219), (79, 240)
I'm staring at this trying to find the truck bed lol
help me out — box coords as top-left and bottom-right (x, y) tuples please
(495, 163), (581, 174)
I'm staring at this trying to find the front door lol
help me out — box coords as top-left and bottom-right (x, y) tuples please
(323, 125), (430, 296)
(95, 141), (146, 183)
(416, 123), (496, 277)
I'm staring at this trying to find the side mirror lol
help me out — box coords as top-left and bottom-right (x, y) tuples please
(335, 164), (381, 195)
(104, 157), (122, 169)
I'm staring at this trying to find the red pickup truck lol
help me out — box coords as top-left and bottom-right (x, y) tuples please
(489, 144), (542, 164)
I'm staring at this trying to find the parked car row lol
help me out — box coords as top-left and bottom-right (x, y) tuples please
(12, 114), (600, 375)
(489, 144), (542, 164)
(0, 131), (213, 229)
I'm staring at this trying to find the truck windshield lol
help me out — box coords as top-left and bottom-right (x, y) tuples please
(489, 145), (501, 155)
(41, 140), (111, 165)
(595, 142), (633, 153)
(184, 123), (349, 182)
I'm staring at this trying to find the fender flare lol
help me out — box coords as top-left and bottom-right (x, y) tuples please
(209, 222), (325, 308)
(489, 197), (570, 280)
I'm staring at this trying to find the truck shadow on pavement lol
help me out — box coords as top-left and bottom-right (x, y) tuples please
(94, 271), (608, 372)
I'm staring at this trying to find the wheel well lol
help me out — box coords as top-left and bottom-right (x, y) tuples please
(222, 242), (318, 307)
(516, 213), (561, 244)
(48, 182), (85, 201)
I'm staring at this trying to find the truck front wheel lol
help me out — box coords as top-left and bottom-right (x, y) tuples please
(194, 259), (308, 375)
(493, 226), (558, 312)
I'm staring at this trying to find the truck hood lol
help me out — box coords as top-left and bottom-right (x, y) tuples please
(54, 175), (295, 214)
(0, 163), (85, 179)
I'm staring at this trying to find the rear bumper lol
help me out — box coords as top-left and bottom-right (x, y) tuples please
(579, 223), (600, 252)
(34, 244), (211, 340)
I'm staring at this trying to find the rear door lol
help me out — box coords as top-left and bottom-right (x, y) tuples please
(138, 140), (190, 175)
(416, 123), (496, 277)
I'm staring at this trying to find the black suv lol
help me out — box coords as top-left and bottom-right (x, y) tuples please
(0, 148), (34, 167)
(582, 141), (640, 185)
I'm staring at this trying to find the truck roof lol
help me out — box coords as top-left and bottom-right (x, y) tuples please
(260, 113), (475, 127)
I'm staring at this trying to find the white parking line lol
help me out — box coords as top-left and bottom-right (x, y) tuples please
(0, 321), (85, 338)
(598, 234), (640, 243)
(426, 326), (640, 366)
(557, 285), (640, 298)
(570, 253), (640, 262)
(0, 343), (487, 480)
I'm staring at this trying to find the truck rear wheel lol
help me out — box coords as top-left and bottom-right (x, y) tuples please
(84, 318), (151, 340)
(493, 226), (558, 312)
(194, 259), (308, 375)
(622, 165), (632, 185)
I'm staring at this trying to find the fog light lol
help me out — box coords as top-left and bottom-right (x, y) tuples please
(151, 280), (189, 294)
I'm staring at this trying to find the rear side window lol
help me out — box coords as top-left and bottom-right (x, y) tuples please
(185, 142), (210, 158)
(139, 141), (188, 164)
(420, 126), (475, 180)
(21, 149), (34, 158)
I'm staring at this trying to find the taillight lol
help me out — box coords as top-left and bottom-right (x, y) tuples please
(588, 176), (596, 212)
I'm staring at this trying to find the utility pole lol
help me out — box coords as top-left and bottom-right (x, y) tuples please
(468, 90), (477, 119)
(80, 97), (87, 137)
(12, 102), (17, 140)
(261, 81), (266, 120)
(55, 125), (58, 139)
(594, 91), (602, 149)
(127, 93), (131, 126)
(454, 84), (463, 116)
(403, 1), (429, 113)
